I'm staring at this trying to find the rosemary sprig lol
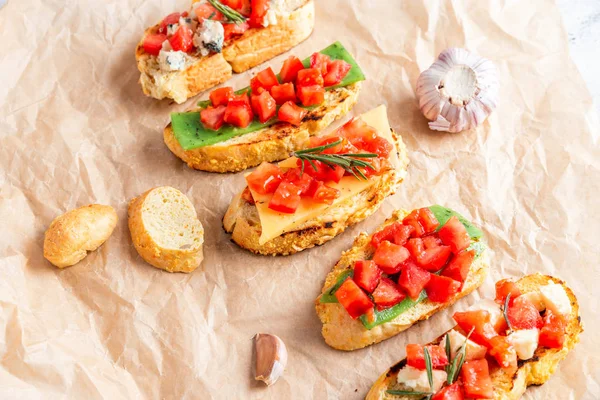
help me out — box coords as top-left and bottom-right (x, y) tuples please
(424, 347), (434, 392)
(445, 328), (474, 384)
(502, 292), (513, 333)
(207, 0), (247, 23)
(386, 390), (431, 397)
(293, 139), (378, 180)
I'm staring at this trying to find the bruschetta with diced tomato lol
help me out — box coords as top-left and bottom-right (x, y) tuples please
(136, 0), (315, 103)
(315, 206), (490, 350)
(366, 274), (582, 400)
(222, 104), (409, 255)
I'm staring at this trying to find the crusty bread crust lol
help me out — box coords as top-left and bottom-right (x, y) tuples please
(365, 274), (583, 400)
(164, 83), (361, 173)
(222, 127), (409, 255)
(136, 0), (315, 103)
(314, 209), (489, 351)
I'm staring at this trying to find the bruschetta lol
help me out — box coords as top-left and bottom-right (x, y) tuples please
(164, 42), (364, 172)
(366, 274), (582, 400)
(315, 206), (490, 350)
(136, 0), (315, 103)
(222, 104), (409, 255)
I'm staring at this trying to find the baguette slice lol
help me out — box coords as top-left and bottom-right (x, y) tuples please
(315, 209), (490, 351)
(222, 105), (409, 256)
(164, 83), (361, 173)
(366, 274), (583, 400)
(128, 186), (204, 273)
(136, 0), (315, 103)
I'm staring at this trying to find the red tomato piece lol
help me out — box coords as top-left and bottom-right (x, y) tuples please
(270, 83), (296, 104)
(539, 310), (567, 348)
(280, 56), (305, 83)
(353, 260), (382, 293)
(251, 90), (276, 123)
(507, 296), (544, 330)
(419, 245), (452, 271)
(431, 383), (464, 400)
(224, 99), (253, 128)
(311, 181), (339, 204)
(422, 235), (442, 249)
(282, 168), (313, 194)
(278, 101), (307, 126)
(372, 278), (406, 310)
(365, 136), (393, 158)
(371, 222), (411, 248)
(334, 278), (374, 319)
(442, 250), (475, 284)
(308, 136), (346, 154)
(249, 0), (269, 27)
(487, 335), (518, 372)
(403, 210), (426, 237)
(460, 359), (493, 399)
(296, 68), (324, 87)
(323, 59), (352, 86)
(209, 87), (235, 107)
(310, 52), (331, 75)
(398, 262), (431, 300)
(453, 310), (498, 347)
(372, 241), (410, 274)
(143, 34), (167, 56)
(405, 237), (424, 260)
(159, 12), (181, 34)
(438, 216), (470, 254)
(251, 67), (279, 93)
(406, 344), (449, 370)
(169, 25), (194, 53)
(223, 21), (249, 41)
(418, 208), (440, 234)
(268, 181), (301, 213)
(339, 118), (378, 148)
(425, 274), (461, 303)
(245, 162), (282, 195)
(231, 92), (251, 107)
(297, 85), (325, 106)
(195, 4), (224, 20)
(200, 105), (227, 131)
(221, 0), (242, 9)
(494, 279), (522, 305)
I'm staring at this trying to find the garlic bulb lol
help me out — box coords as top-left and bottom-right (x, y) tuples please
(254, 333), (288, 386)
(416, 48), (499, 133)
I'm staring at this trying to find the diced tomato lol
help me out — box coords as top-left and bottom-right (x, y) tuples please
(169, 25), (194, 53)
(365, 136), (393, 158)
(311, 181), (339, 204)
(453, 310), (498, 347)
(310, 52), (331, 75)
(442, 249), (475, 285)
(353, 260), (381, 293)
(488, 335), (518, 371)
(403, 210), (425, 237)
(494, 279), (522, 305)
(195, 3), (224, 20)
(507, 296), (544, 330)
(460, 359), (493, 399)
(539, 310), (567, 349)
(335, 278), (374, 319)
(297, 85), (325, 106)
(268, 181), (301, 213)
(323, 59), (352, 87)
(438, 216), (470, 254)
(278, 101), (306, 126)
(282, 168), (313, 194)
(406, 344), (449, 370)
(159, 12), (181, 34)
(270, 83), (296, 104)
(248, 0), (269, 27)
(241, 187), (255, 204)
(143, 34), (167, 56)
(221, 0), (242, 9)
(372, 278), (406, 310)
(405, 238), (424, 260)
(371, 222), (412, 248)
(231, 92), (251, 107)
(418, 208), (440, 234)
(398, 262), (431, 300)
(224, 99), (253, 128)
(251, 67), (279, 93)
(250, 90), (276, 123)
(372, 241), (410, 274)
(309, 136), (346, 154)
(423, 235), (442, 249)
(419, 245), (452, 272)
(246, 162), (282, 194)
(280, 56), (305, 83)
(223, 21), (249, 41)
(210, 87), (235, 107)
(431, 383), (464, 400)
(296, 68), (324, 87)
(339, 118), (378, 148)
(200, 105), (227, 130)
(425, 275), (461, 303)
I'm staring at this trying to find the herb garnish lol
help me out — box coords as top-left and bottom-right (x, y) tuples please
(207, 0), (247, 23)
(502, 292), (513, 333)
(386, 347), (435, 399)
(445, 328), (473, 384)
(293, 139), (378, 180)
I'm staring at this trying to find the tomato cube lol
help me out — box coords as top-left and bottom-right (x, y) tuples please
(200, 105), (227, 131)
(431, 383), (464, 400)
(246, 162), (282, 194)
(403, 210), (425, 237)
(280, 56), (305, 83)
(143, 34), (167, 56)
(159, 12), (181, 34)
(278, 101), (307, 126)
(232, 92), (251, 107)
(353, 260), (382, 293)
(224, 99), (254, 128)
(334, 278), (374, 319)
(339, 118), (378, 148)
(487, 335), (518, 371)
(365, 136), (393, 158)
(296, 68), (324, 87)
(539, 310), (567, 348)
(418, 245), (452, 271)
(406, 344), (449, 370)
(210, 87), (235, 107)
(194, 4), (223, 20)
(405, 238), (424, 260)
(310, 52), (331, 75)
(453, 310), (498, 347)
(311, 181), (339, 204)
(323, 59), (352, 87)
(507, 296), (543, 330)
(372, 241), (410, 274)
(169, 26), (194, 53)
(223, 21), (249, 41)
(297, 85), (325, 106)
(442, 250), (475, 284)
(398, 262), (431, 300)
(270, 83), (296, 104)
(425, 274), (461, 303)
(268, 181), (301, 214)
(282, 168), (313, 194)
(494, 279), (522, 305)
(418, 207), (440, 234)
(251, 90), (277, 123)
(372, 278), (406, 310)
(460, 359), (493, 399)
(371, 222), (411, 248)
(249, 0), (269, 27)
(438, 216), (470, 254)
(251, 67), (279, 93)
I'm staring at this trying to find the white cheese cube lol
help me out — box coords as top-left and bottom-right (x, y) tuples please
(396, 365), (447, 393)
(468, 298), (503, 328)
(520, 291), (546, 311)
(508, 329), (539, 360)
(158, 50), (187, 71)
(539, 282), (572, 316)
(440, 330), (487, 361)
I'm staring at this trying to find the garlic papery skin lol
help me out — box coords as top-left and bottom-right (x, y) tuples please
(416, 48), (499, 133)
(254, 333), (288, 386)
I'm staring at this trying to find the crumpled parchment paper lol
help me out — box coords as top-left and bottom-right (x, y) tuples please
(1, 0), (599, 398)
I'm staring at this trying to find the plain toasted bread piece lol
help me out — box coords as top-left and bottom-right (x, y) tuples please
(366, 274), (583, 400)
(128, 186), (204, 273)
(314, 209), (489, 351)
(136, 0), (315, 103)
(164, 83), (361, 173)
(43, 204), (118, 268)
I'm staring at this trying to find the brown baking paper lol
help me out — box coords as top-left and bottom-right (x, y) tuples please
(1, 0), (599, 398)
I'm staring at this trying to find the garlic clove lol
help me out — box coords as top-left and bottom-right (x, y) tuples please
(416, 48), (499, 133)
(254, 333), (288, 386)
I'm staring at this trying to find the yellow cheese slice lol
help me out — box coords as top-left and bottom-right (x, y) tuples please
(248, 105), (395, 245)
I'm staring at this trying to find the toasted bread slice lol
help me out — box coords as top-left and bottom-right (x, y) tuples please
(164, 83), (361, 173)
(366, 274), (583, 400)
(314, 209), (490, 351)
(136, 0), (314, 103)
(128, 186), (204, 273)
